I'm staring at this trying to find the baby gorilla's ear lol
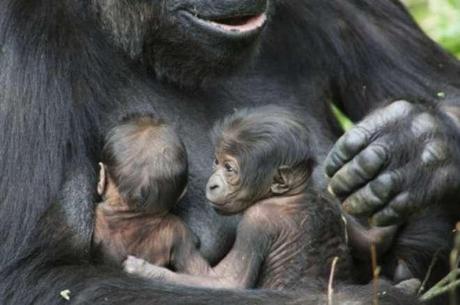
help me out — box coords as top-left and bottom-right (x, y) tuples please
(97, 162), (107, 196)
(271, 165), (294, 195)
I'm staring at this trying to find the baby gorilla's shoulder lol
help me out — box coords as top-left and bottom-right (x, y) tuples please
(241, 202), (287, 233)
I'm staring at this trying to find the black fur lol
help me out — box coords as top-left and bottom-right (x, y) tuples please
(1, 0), (458, 304)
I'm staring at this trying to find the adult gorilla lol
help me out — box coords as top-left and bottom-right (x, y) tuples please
(0, 0), (459, 304)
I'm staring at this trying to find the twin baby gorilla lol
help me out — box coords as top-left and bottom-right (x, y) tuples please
(92, 106), (414, 292)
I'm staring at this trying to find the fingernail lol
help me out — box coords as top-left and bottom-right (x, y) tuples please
(328, 185), (336, 196)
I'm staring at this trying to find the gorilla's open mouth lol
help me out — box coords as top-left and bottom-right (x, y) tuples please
(203, 14), (267, 33)
(181, 11), (267, 38)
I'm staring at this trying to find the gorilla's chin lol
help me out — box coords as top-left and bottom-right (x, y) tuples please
(91, 0), (269, 88)
(144, 26), (264, 88)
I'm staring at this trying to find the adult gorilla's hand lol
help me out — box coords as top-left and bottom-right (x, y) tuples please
(325, 100), (460, 226)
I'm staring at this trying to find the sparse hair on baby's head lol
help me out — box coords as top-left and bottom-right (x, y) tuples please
(101, 113), (188, 213)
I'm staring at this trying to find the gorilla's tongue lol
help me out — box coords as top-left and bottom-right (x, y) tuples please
(207, 13), (267, 32)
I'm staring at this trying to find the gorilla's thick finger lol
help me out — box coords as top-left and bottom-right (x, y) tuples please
(389, 193), (415, 215)
(371, 207), (402, 227)
(410, 112), (439, 137)
(421, 140), (449, 166)
(366, 100), (415, 128)
(371, 193), (411, 226)
(326, 100), (414, 177)
(325, 126), (371, 177)
(342, 171), (398, 215)
(328, 144), (388, 198)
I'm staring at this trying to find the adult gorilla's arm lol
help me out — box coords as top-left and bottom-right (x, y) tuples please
(325, 0), (460, 225)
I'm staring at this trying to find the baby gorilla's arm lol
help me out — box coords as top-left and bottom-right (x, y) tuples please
(125, 216), (272, 289)
(171, 224), (212, 275)
(124, 256), (226, 288)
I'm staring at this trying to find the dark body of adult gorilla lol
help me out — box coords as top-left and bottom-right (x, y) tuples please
(1, 0), (460, 304)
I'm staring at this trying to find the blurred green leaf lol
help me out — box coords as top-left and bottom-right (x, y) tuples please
(403, 0), (460, 57)
(331, 104), (354, 131)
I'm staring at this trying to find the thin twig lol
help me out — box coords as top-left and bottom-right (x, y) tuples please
(419, 257), (460, 300)
(435, 269), (460, 289)
(419, 223), (460, 303)
(418, 250), (440, 296)
(449, 253), (459, 305)
(420, 277), (460, 302)
(371, 244), (380, 305)
(449, 222), (460, 305)
(328, 257), (340, 305)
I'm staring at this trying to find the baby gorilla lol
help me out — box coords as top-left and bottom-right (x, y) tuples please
(92, 114), (208, 275)
(125, 106), (351, 290)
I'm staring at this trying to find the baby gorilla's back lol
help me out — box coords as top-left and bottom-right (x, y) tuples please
(248, 192), (352, 289)
(93, 205), (187, 266)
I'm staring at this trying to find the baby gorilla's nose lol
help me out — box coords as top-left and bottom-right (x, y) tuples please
(209, 184), (219, 191)
(206, 173), (227, 204)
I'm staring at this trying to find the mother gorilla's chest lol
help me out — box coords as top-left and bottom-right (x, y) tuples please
(145, 75), (332, 263)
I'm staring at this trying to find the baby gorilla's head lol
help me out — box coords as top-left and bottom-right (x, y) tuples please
(207, 105), (316, 215)
(99, 113), (188, 213)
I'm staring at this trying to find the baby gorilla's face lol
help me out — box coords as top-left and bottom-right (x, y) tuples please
(205, 154), (254, 215)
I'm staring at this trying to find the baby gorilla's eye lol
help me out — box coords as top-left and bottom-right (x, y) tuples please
(224, 162), (234, 172)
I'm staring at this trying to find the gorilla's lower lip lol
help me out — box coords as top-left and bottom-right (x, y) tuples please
(181, 11), (267, 37)
(208, 200), (231, 211)
(208, 200), (228, 208)
(210, 202), (234, 215)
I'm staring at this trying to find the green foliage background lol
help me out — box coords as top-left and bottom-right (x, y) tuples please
(403, 0), (460, 58)
(334, 0), (460, 130)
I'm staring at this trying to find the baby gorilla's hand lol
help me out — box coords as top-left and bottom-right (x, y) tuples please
(123, 256), (170, 280)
